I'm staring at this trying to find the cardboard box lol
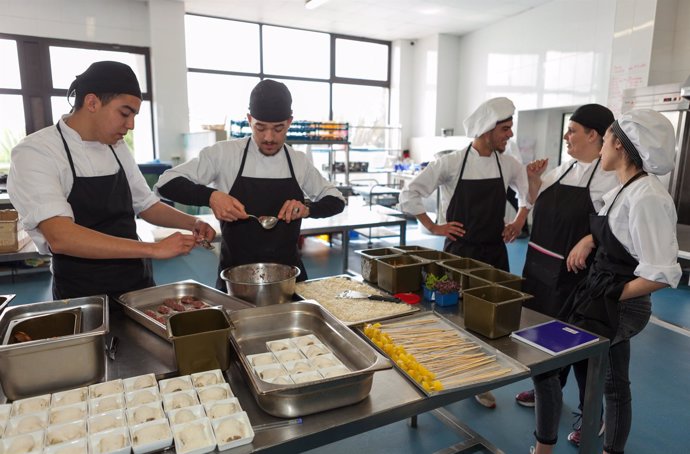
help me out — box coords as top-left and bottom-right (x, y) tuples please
(0, 210), (30, 253)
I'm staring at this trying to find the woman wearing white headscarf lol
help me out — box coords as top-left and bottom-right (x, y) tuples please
(531, 109), (682, 454)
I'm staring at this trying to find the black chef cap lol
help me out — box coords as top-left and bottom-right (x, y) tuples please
(569, 104), (614, 138)
(249, 79), (292, 122)
(68, 61), (142, 103)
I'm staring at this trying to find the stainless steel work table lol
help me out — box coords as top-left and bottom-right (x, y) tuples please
(93, 300), (608, 454)
(136, 205), (407, 274)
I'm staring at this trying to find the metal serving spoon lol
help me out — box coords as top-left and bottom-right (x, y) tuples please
(248, 214), (279, 230)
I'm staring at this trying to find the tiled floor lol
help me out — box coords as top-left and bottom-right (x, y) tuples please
(2, 223), (689, 453)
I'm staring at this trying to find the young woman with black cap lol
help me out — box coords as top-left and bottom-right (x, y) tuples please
(514, 104), (618, 410)
(156, 79), (345, 289)
(530, 109), (682, 454)
(7, 61), (216, 300)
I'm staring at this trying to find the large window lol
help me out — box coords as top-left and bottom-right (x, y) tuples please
(0, 34), (154, 168)
(184, 16), (391, 133)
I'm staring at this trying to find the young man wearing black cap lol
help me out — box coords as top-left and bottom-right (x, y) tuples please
(156, 79), (345, 289)
(8, 61), (216, 300)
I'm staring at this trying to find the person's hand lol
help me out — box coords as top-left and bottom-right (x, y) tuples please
(502, 222), (521, 243)
(567, 235), (596, 273)
(151, 232), (196, 259)
(209, 191), (247, 222)
(192, 219), (216, 246)
(526, 158), (549, 179)
(278, 199), (308, 223)
(428, 221), (465, 241)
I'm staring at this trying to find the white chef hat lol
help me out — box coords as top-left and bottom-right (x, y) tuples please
(463, 97), (515, 138)
(611, 109), (676, 175)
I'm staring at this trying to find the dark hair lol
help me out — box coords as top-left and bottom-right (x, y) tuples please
(610, 121), (644, 169)
(72, 92), (119, 110)
(580, 125), (604, 147)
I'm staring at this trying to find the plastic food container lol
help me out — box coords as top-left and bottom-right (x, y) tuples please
(166, 308), (231, 375)
(467, 268), (524, 291)
(406, 250), (460, 276)
(462, 285), (532, 339)
(376, 255), (426, 293)
(439, 258), (493, 290)
(354, 248), (401, 283)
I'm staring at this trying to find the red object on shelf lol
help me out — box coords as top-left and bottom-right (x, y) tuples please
(393, 292), (421, 305)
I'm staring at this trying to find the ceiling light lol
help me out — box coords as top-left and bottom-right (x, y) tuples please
(305, 0), (330, 10)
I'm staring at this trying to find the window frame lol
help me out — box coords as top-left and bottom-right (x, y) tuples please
(184, 14), (391, 122)
(0, 32), (155, 154)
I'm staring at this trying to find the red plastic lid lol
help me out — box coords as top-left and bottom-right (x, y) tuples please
(393, 292), (422, 305)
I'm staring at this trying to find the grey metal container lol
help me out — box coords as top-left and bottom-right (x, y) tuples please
(376, 254), (426, 293)
(0, 296), (108, 400)
(220, 263), (300, 306)
(228, 301), (391, 417)
(463, 285), (532, 339)
(354, 248), (401, 283)
(117, 280), (252, 340)
(467, 268), (524, 291)
(439, 258), (493, 290)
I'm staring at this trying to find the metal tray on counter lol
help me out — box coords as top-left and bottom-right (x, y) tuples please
(229, 300), (391, 417)
(117, 280), (253, 340)
(294, 275), (419, 327)
(0, 296), (108, 400)
(359, 312), (529, 396)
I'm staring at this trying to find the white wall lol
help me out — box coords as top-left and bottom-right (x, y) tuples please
(649, 0), (690, 85)
(0, 0), (149, 45)
(455, 0), (616, 134)
(410, 35), (439, 138)
(436, 34), (461, 137)
(148, 0), (189, 162)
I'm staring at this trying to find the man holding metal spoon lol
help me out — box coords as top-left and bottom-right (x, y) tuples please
(156, 80), (345, 288)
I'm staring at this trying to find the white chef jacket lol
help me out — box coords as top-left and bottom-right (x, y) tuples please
(154, 137), (345, 204)
(601, 175), (681, 287)
(399, 146), (531, 217)
(8, 117), (158, 255)
(537, 159), (619, 212)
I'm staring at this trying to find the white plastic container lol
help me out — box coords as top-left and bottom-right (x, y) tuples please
(88, 426), (130, 454)
(87, 409), (127, 434)
(129, 419), (173, 454)
(172, 417), (216, 454)
(211, 412), (254, 451)
(158, 376), (193, 395)
(123, 374), (157, 393)
(166, 405), (206, 426)
(203, 398), (242, 420)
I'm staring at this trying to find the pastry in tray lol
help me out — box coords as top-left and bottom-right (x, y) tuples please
(295, 276), (416, 325)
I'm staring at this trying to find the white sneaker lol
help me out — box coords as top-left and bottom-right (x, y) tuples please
(474, 391), (496, 408)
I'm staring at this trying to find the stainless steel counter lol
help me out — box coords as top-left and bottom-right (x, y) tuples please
(0, 300), (606, 454)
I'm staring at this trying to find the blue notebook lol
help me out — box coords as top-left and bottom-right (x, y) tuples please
(510, 320), (599, 355)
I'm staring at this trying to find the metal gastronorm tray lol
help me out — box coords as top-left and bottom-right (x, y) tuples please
(359, 312), (529, 396)
(294, 274), (419, 327)
(117, 280), (253, 340)
(229, 300), (391, 417)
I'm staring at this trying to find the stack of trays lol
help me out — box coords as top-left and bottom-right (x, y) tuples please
(0, 369), (253, 454)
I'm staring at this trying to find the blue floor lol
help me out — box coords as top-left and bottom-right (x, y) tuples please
(2, 224), (689, 453)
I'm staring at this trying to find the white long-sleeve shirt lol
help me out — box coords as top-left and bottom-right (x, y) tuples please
(8, 117), (158, 255)
(538, 159), (619, 212)
(155, 137), (345, 205)
(602, 175), (681, 287)
(399, 146), (530, 217)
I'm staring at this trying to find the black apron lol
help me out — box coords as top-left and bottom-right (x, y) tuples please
(522, 160), (600, 317)
(444, 144), (509, 271)
(52, 123), (154, 299)
(560, 171), (646, 339)
(215, 139), (307, 290)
